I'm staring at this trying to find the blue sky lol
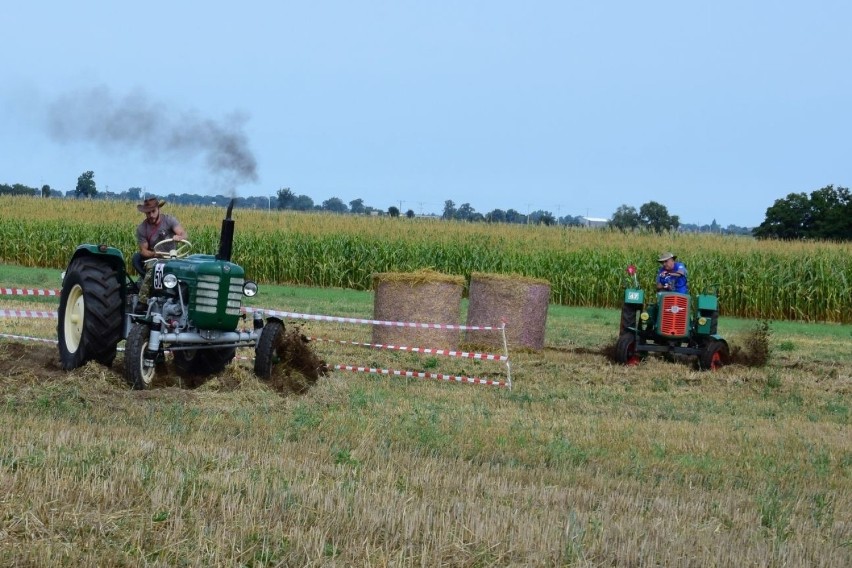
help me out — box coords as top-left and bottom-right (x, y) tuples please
(2, 1), (850, 227)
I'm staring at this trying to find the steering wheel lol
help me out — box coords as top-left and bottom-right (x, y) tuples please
(153, 238), (193, 259)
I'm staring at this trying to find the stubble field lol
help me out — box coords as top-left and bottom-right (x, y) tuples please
(1, 263), (850, 566)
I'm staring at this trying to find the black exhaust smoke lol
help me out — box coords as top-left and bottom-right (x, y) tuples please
(216, 199), (236, 262)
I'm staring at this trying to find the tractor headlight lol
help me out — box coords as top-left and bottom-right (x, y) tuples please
(163, 274), (178, 289)
(698, 317), (707, 326)
(640, 312), (649, 321)
(243, 280), (258, 297)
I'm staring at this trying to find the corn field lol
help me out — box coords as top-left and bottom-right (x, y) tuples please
(2, 195), (851, 322)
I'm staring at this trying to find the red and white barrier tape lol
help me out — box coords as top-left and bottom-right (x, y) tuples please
(245, 307), (501, 331)
(0, 288), (61, 297)
(1, 288), (504, 331)
(0, 309), (58, 319)
(335, 364), (508, 388)
(308, 337), (508, 361)
(0, 333), (58, 344)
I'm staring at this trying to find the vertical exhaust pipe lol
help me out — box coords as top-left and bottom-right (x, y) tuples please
(216, 199), (235, 261)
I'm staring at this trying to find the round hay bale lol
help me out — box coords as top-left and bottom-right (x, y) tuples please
(465, 272), (551, 351)
(372, 270), (464, 349)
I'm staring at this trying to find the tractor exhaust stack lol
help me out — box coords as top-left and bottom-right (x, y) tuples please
(216, 199), (236, 262)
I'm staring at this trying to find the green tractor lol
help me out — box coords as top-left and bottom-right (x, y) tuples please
(616, 264), (729, 370)
(57, 200), (291, 389)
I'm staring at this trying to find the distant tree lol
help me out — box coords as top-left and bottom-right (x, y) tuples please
(529, 210), (556, 226)
(725, 224), (753, 236)
(455, 203), (476, 221)
(753, 192), (811, 239)
(809, 185), (852, 239)
(75, 171), (97, 198)
(442, 200), (456, 220)
(754, 185), (851, 240)
(505, 209), (526, 224)
(126, 187), (142, 201)
(292, 194), (314, 211)
(41, 184), (51, 198)
(388, 206), (400, 217)
(0, 183), (37, 196)
(560, 215), (585, 227)
(639, 201), (679, 233)
(322, 197), (348, 213)
(609, 205), (641, 231)
(405, 209), (415, 218)
(276, 187), (295, 209)
(486, 209), (506, 223)
(349, 198), (365, 214)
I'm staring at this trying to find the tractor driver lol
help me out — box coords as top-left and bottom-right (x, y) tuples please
(132, 196), (188, 277)
(656, 252), (688, 294)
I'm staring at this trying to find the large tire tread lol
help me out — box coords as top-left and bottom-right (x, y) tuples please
(254, 321), (284, 380)
(615, 332), (641, 366)
(124, 323), (154, 390)
(620, 304), (640, 335)
(699, 339), (729, 371)
(58, 256), (124, 370)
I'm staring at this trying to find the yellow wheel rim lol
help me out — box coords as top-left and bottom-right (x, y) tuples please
(138, 338), (156, 387)
(63, 284), (85, 352)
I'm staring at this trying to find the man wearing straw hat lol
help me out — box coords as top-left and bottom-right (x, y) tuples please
(132, 196), (187, 277)
(656, 252), (688, 293)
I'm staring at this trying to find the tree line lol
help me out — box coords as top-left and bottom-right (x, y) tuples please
(2, 172), (849, 240)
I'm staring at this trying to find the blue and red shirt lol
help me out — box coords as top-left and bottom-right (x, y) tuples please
(657, 262), (688, 294)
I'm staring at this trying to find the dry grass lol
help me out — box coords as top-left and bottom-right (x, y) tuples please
(1, 277), (850, 565)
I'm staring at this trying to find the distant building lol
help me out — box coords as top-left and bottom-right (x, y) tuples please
(581, 216), (609, 228)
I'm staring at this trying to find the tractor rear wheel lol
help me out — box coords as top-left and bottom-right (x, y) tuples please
(615, 332), (641, 365)
(58, 256), (123, 370)
(254, 321), (284, 379)
(699, 340), (729, 371)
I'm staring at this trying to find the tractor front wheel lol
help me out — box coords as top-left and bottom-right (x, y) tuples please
(699, 340), (729, 371)
(254, 321), (284, 380)
(124, 323), (157, 390)
(615, 332), (642, 366)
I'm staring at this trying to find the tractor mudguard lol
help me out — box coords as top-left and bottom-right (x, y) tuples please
(65, 244), (127, 276)
(697, 293), (718, 312)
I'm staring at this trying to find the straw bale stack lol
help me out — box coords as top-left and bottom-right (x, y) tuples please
(465, 272), (551, 350)
(372, 270), (464, 349)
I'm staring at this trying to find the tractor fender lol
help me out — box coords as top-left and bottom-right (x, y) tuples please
(64, 244), (127, 278)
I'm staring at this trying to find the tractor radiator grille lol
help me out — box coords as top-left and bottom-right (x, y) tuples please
(194, 275), (244, 316)
(660, 295), (689, 336)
